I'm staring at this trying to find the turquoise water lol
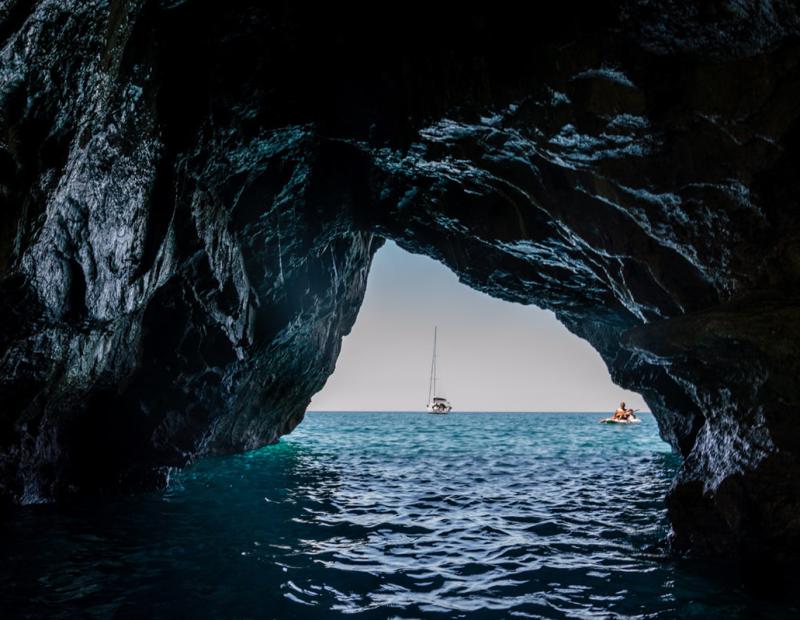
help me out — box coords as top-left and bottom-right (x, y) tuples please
(1, 412), (796, 618)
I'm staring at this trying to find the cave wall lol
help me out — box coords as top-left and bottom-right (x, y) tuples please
(2, 0), (800, 562)
(0, 0), (380, 500)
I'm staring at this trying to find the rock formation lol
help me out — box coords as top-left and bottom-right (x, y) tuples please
(2, 0), (800, 564)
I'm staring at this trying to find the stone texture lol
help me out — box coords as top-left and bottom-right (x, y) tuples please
(1, 0), (800, 565)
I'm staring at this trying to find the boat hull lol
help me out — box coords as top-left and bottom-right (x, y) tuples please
(426, 403), (452, 414)
(599, 417), (641, 424)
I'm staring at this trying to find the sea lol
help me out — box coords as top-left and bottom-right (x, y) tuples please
(1, 412), (797, 619)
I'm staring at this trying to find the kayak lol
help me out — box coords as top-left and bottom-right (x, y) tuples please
(599, 417), (641, 424)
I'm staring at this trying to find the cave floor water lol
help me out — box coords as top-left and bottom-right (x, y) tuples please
(2, 412), (798, 619)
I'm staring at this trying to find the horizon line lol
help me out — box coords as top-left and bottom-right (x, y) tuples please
(306, 410), (653, 414)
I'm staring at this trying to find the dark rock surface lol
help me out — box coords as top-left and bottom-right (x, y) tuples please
(2, 0), (800, 564)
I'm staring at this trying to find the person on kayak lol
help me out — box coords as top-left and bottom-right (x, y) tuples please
(599, 402), (640, 424)
(613, 402), (635, 421)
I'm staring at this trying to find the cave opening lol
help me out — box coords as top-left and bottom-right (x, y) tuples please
(310, 240), (648, 415)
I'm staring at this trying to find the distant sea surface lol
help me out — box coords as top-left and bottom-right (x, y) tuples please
(2, 412), (796, 618)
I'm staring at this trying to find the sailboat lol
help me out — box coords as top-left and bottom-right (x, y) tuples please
(426, 327), (452, 414)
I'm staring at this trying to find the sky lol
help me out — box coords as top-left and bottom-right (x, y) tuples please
(308, 241), (643, 412)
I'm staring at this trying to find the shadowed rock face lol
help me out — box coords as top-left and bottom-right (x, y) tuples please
(1, 0), (800, 563)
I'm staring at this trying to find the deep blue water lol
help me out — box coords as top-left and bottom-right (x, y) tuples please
(1, 412), (797, 619)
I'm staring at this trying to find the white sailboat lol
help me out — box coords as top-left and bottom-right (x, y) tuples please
(426, 327), (452, 414)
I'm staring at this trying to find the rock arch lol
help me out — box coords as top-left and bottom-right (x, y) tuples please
(1, 0), (799, 562)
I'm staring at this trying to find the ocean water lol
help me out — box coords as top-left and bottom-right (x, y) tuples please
(1, 412), (796, 619)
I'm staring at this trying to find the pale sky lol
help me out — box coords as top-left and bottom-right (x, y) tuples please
(308, 241), (644, 412)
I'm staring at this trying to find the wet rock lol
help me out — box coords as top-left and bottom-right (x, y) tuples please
(1, 0), (800, 565)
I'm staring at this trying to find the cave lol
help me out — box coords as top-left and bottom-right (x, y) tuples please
(2, 0), (800, 584)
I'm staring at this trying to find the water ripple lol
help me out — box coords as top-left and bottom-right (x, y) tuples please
(1, 412), (797, 618)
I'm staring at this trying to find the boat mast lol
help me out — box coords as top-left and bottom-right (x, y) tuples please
(428, 326), (437, 403)
(433, 326), (438, 398)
